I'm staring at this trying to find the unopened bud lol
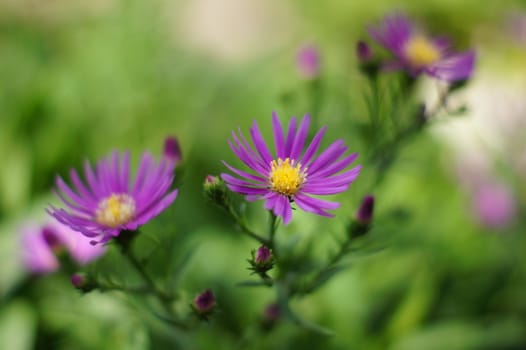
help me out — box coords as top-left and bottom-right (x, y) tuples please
(350, 195), (375, 238)
(249, 245), (274, 276)
(356, 41), (379, 78)
(356, 195), (375, 225)
(356, 41), (373, 63)
(70, 273), (96, 293)
(261, 303), (281, 330)
(204, 175), (230, 208)
(192, 289), (216, 319)
(163, 136), (182, 165)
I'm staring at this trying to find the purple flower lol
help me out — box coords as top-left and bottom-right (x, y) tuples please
(48, 151), (178, 244)
(163, 136), (182, 165)
(221, 112), (361, 224)
(296, 45), (321, 79)
(473, 181), (516, 229)
(368, 14), (475, 81)
(20, 221), (106, 274)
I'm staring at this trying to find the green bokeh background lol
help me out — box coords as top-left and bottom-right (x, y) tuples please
(1, 0), (526, 349)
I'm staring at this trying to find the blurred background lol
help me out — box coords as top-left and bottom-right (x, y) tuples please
(1, 0), (525, 349)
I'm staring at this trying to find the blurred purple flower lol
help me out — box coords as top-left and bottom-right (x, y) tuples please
(48, 151), (178, 244)
(163, 136), (182, 165)
(296, 45), (321, 79)
(221, 112), (361, 224)
(21, 221), (106, 274)
(473, 181), (516, 228)
(369, 13), (475, 81)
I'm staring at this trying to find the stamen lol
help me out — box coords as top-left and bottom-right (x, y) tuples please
(269, 158), (306, 196)
(404, 35), (441, 67)
(95, 193), (136, 228)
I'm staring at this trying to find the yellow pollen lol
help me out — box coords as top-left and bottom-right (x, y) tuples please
(95, 193), (136, 228)
(404, 35), (441, 67)
(269, 158), (306, 196)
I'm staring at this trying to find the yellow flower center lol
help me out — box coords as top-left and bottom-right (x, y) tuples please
(404, 35), (441, 67)
(269, 158), (306, 196)
(95, 193), (136, 228)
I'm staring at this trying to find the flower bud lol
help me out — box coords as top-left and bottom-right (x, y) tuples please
(204, 175), (230, 208)
(356, 195), (375, 225)
(70, 273), (96, 293)
(249, 245), (274, 275)
(296, 45), (321, 80)
(41, 225), (64, 253)
(356, 40), (373, 63)
(163, 136), (182, 165)
(356, 41), (379, 78)
(192, 289), (216, 319)
(261, 303), (281, 330)
(350, 195), (375, 238)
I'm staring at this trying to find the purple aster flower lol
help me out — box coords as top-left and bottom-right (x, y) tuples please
(368, 13), (475, 81)
(221, 112), (361, 224)
(20, 221), (106, 274)
(48, 151), (178, 244)
(296, 45), (321, 79)
(473, 181), (516, 229)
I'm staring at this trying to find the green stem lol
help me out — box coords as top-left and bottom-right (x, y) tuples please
(123, 249), (171, 301)
(268, 211), (278, 251)
(227, 204), (269, 245)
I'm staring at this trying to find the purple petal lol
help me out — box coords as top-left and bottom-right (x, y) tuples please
(272, 112), (286, 159)
(309, 153), (358, 178)
(295, 193), (339, 215)
(369, 13), (413, 57)
(427, 50), (475, 81)
(249, 121), (273, 165)
(69, 169), (97, 205)
(308, 165), (362, 187)
(222, 161), (267, 183)
(221, 173), (264, 189)
(284, 117), (297, 156)
(300, 126), (326, 165)
(307, 140), (347, 174)
(290, 114), (310, 160)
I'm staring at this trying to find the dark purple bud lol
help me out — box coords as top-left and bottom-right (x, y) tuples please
(356, 40), (373, 63)
(255, 245), (272, 265)
(41, 225), (63, 251)
(261, 303), (281, 330)
(71, 273), (87, 289)
(296, 45), (321, 79)
(193, 289), (216, 315)
(163, 136), (182, 165)
(356, 195), (375, 225)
